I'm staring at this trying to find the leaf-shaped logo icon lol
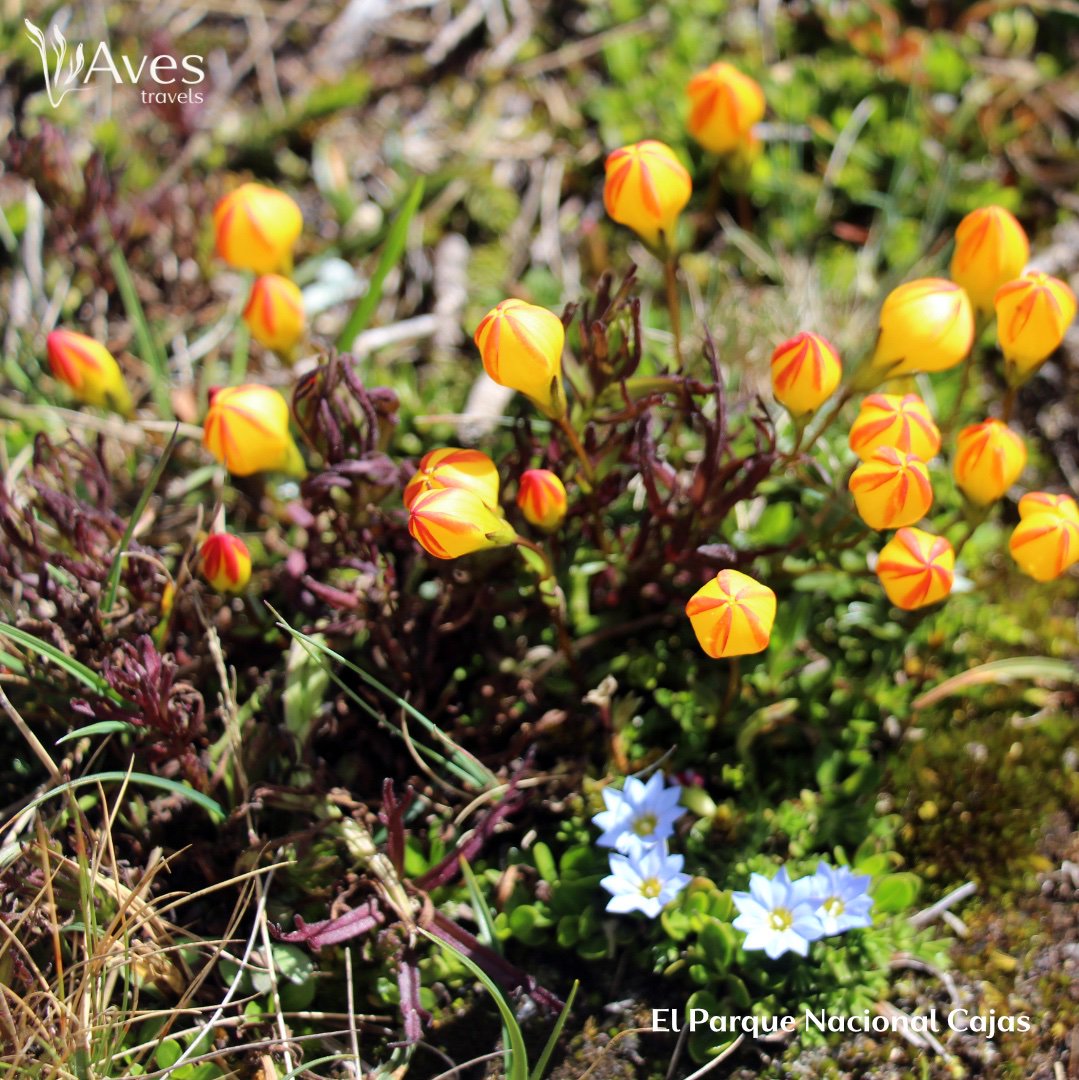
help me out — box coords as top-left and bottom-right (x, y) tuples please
(25, 18), (88, 108)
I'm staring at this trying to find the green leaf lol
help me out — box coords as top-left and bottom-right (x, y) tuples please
(872, 872), (921, 914)
(338, 179), (425, 351)
(460, 857), (501, 951)
(283, 633), (331, 741)
(529, 980), (578, 1080)
(912, 656), (1079, 710)
(56, 720), (137, 744)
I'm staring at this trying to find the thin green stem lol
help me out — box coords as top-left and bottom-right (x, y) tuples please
(512, 537), (578, 678)
(664, 253), (684, 371)
(557, 416), (595, 485)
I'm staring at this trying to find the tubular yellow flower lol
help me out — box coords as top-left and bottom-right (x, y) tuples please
(875, 528), (955, 611)
(243, 275), (305, 357)
(603, 140), (692, 249)
(953, 419), (1026, 506)
(994, 272), (1077, 380)
(949, 206), (1029, 314)
(200, 533), (252, 593)
(685, 569), (777, 659)
(848, 447), (933, 530)
(770, 332), (842, 416)
(203, 384), (303, 477)
(686, 62), (765, 155)
(474, 299), (566, 419)
(1017, 491), (1079, 523)
(517, 469), (567, 531)
(407, 487), (516, 560)
(1009, 512), (1079, 582)
(213, 182), (303, 274)
(870, 278), (975, 376)
(404, 448), (500, 509)
(848, 393), (941, 462)
(46, 329), (133, 415)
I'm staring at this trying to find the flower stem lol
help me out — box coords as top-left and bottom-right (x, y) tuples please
(664, 253), (684, 371)
(513, 537), (578, 676)
(558, 416), (596, 485)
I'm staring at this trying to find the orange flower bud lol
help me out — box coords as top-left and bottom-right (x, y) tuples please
(685, 569), (777, 659)
(213, 182), (302, 275)
(848, 393), (941, 462)
(770, 332), (842, 416)
(203, 384), (304, 477)
(953, 418), (1026, 506)
(517, 469), (567, 531)
(686, 62), (765, 155)
(875, 527), (955, 611)
(473, 299), (566, 418)
(848, 447), (933, 530)
(243, 275), (305, 357)
(994, 272), (1077, 380)
(46, 329), (133, 415)
(1009, 512), (1079, 582)
(1017, 491), (1079, 523)
(603, 140), (692, 249)
(200, 532), (252, 593)
(407, 487), (516, 560)
(404, 448), (500, 509)
(870, 278), (974, 376)
(949, 206), (1029, 314)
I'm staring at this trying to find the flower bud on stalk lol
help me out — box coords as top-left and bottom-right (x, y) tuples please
(200, 532), (252, 593)
(770, 332), (842, 416)
(1009, 511), (1079, 582)
(848, 393), (941, 462)
(243, 274), (305, 359)
(213, 182), (302, 275)
(603, 140), (692, 250)
(994, 272), (1077, 384)
(685, 569), (777, 659)
(849, 448), (933, 530)
(949, 206), (1029, 315)
(686, 63), (765, 155)
(407, 487), (515, 560)
(870, 278), (974, 377)
(875, 528), (955, 611)
(203, 384), (306, 477)
(517, 469), (568, 531)
(46, 329), (133, 415)
(953, 418), (1026, 506)
(404, 448), (500, 509)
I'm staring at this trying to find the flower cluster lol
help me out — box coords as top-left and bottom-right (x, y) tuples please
(732, 864), (873, 960)
(593, 773), (690, 919)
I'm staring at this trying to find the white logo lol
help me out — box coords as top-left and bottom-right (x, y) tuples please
(25, 19), (87, 108)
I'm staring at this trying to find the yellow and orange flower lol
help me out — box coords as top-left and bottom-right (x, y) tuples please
(949, 205), (1029, 314)
(46, 329), (133, 415)
(203, 384), (304, 477)
(994, 272), (1077, 381)
(875, 528), (955, 611)
(1017, 491), (1079, 523)
(200, 532), (252, 593)
(870, 278), (975, 376)
(517, 469), (567, 531)
(770, 332), (842, 416)
(213, 182), (302, 275)
(848, 393), (941, 462)
(603, 140), (692, 249)
(848, 447), (933, 530)
(474, 299), (566, 418)
(1009, 511), (1079, 582)
(243, 274), (305, 357)
(407, 487), (516, 560)
(404, 448), (500, 509)
(953, 418), (1026, 506)
(685, 569), (777, 659)
(686, 62), (765, 155)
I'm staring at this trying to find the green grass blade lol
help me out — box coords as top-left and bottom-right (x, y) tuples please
(459, 857), (500, 951)
(417, 926), (528, 1080)
(100, 423), (179, 614)
(529, 980), (579, 1080)
(0, 621), (128, 704)
(913, 656), (1079, 710)
(337, 179), (425, 351)
(56, 720), (137, 744)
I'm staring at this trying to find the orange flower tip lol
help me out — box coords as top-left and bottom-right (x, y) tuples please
(875, 527), (955, 611)
(870, 278), (975, 376)
(770, 332), (842, 416)
(848, 447), (933, 530)
(848, 393), (941, 461)
(45, 328), (133, 415)
(686, 62), (766, 155)
(213, 182), (303, 275)
(202, 383), (300, 477)
(953, 418), (1027, 506)
(473, 300), (566, 418)
(404, 448), (500, 509)
(517, 469), (568, 531)
(685, 568), (777, 659)
(1009, 511), (1079, 583)
(407, 487), (515, 560)
(243, 275), (306, 356)
(994, 272), (1077, 379)
(602, 139), (692, 249)
(200, 533), (252, 594)
(949, 205), (1030, 314)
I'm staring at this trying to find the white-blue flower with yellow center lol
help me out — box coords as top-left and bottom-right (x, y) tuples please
(600, 842), (691, 918)
(794, 863), (874, 936)
(731, 867), (824, 959)
(591, 772), (685, 854)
